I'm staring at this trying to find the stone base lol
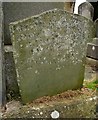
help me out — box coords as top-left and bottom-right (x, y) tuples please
(86, 57), (98, 71)
(2, 92), (97, 118)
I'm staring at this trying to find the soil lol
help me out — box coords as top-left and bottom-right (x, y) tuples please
(27, 87), (95, 105)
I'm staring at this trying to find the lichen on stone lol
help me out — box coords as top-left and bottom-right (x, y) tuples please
(9, 9), (95, 103)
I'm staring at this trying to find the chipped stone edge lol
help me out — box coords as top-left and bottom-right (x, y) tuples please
(9, 8), (94, 26)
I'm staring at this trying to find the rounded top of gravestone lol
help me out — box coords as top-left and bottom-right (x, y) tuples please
(78, 1), (94, 10)
(10, 8), (94, 26)
(78, 2), (94, 20)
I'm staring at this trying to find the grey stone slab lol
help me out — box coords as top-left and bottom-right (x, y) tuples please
(78, 2), (94, 20)
(86, 57), (98, 69)
(9, 9), (95, 104)
(2, 95), (97, 118)
(0, 2), (6, 107)
(3, 2), (64, 45)
(87, 43), (98, 60)
(4, 49), (20, 100)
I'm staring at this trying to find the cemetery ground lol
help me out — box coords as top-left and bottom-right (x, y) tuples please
(1, 63), (97, 118)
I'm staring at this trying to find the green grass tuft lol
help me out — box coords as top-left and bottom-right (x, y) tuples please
(84, 80), (98, 90)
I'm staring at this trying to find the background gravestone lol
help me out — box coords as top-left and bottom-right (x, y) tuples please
(95, 19), (98, 37)
(78, 2), (94, 20)
(86, 19), (98, 61)
(10, 9), (95, 104)
(89, 1), (98, 21)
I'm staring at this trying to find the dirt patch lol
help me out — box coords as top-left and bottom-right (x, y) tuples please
(26, 86), (95, 106)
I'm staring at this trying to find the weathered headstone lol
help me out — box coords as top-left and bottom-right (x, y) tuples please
(78, 2), (94, 20)
(86, 19), (98, 60)
(9, 9), (95, 104)
(87, 42), (98, 60)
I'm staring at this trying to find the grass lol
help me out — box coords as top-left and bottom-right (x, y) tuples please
(84, 79), (98, 90)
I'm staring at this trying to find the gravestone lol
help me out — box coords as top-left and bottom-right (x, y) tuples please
(87, 41), (98, 60)
(0, 2), (6, 107)
(9, 9), (95, 104)
(78, 2), (94, 20)
(95, 19), (98, 38)
(86, 19), (98, 60)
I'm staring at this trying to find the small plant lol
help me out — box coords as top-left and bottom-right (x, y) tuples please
(84, 79), (98, 90)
